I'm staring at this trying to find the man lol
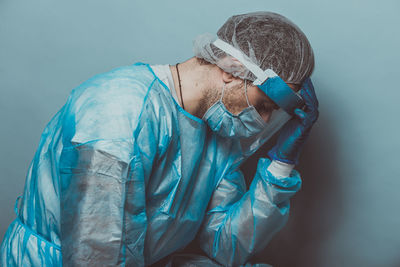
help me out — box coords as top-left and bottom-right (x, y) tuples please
(0, 11), (318, 266)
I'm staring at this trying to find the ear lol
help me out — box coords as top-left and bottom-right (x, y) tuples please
(221, 71), (235, 83)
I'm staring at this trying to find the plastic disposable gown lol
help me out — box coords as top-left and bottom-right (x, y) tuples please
(0, 63), (302, 266)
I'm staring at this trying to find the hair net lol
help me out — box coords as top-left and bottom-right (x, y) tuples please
(193, 11), (315, 85)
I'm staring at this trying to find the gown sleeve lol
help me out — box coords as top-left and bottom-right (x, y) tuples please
(58, 73), (159, 266)
(60, 141), (132, 265)
(197, 157), (302, 266)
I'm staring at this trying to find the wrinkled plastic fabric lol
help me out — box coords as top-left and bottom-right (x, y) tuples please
(1, 63), (301, 266)
(164, 254), (272, 267)
(0, 198), (62, 266)
(193, 11), (314, 85)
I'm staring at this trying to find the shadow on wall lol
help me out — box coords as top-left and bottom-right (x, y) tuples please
(241, 102), (343, 267)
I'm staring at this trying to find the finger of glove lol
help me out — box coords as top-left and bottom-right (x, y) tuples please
(300, 88), (319, 123)
(303, 78), (319, 107)
(301, 78), (319, 109)
(294, 108), (307, 120)
(301, 87), (318, 113)
(295, 108), (312, 128)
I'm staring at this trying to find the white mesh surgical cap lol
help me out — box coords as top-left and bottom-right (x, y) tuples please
(193, 11), (315, 85)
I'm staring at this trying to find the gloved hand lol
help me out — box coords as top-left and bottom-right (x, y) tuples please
(268, 78), (319, 165)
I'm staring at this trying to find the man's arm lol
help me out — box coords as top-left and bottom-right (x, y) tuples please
(57, 68), (159, 266)
(197, 78), (318, 266)
(59, 139), (149, 266)
(197, 157), (301, 266)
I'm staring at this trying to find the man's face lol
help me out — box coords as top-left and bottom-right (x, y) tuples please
(201, 77), (299, 123)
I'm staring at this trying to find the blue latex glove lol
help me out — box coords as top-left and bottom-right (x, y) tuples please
(268, 78), (319, 165)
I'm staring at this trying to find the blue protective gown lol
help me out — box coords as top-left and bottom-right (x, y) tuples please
(0, 63), (302, 266)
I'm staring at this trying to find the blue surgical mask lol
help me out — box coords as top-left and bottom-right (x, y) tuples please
(202, 81), (268, 139)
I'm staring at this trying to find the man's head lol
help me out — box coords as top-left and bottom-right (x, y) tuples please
(190, 12), (314, 122)
(194, 11), (315, 85)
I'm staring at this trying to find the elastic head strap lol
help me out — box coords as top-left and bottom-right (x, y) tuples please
(213, 38), (275, 85)
(244, 80), (251, 107)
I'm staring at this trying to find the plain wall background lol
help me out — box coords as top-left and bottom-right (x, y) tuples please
(1, 0), (399, 266)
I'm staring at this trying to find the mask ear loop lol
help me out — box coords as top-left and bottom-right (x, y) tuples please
(244, 80), (251, 107)
(220, 82), (226, 102)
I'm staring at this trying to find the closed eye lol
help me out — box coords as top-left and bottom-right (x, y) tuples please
(255, 101), (277, 114)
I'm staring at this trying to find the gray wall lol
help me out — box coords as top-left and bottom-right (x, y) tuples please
(1, 0), (399, 266)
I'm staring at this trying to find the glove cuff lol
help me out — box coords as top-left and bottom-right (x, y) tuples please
(267, 149), (298, 165)
(267, 160), (295, 178)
